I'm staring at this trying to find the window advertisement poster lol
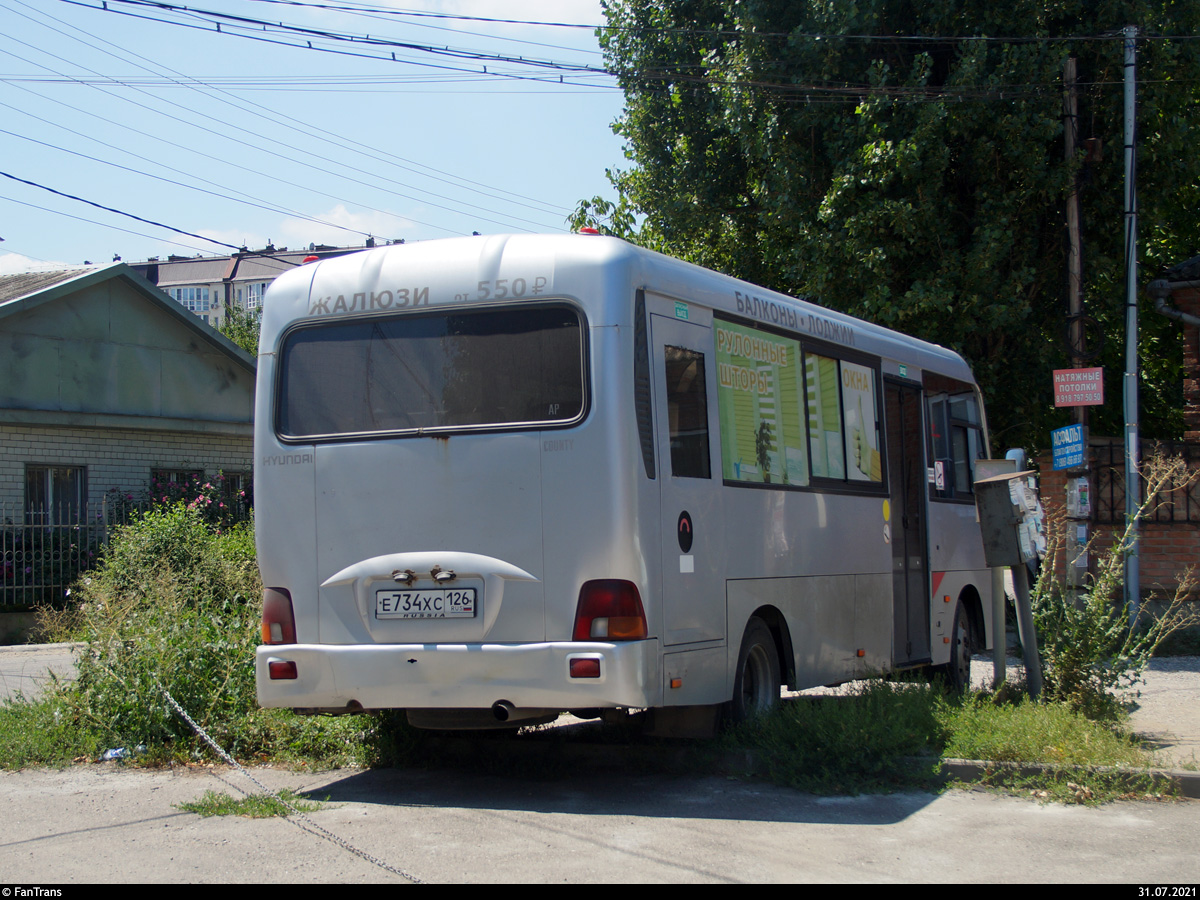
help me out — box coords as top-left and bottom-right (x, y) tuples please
(840, 360), (881, 482)
(806, 353), (846, 480)
(715, 319), (808, 485)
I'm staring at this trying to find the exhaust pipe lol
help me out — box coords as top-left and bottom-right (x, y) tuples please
(492, 700), (517, 721)
(491, 700), (558, 724)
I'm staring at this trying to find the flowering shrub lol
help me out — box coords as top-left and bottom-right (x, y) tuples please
(103, 487), (143, 527)
(150, 471), (250, 529)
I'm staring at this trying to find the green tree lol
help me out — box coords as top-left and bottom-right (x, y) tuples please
(588, 0), (1200, 445)
(219, 305), (262, 356)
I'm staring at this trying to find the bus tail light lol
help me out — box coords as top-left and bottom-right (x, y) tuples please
(569, 657), (601, 678)
(262, 587), (296, 644)
(573, 580), (647, 641)
(268, 659), (298, 680)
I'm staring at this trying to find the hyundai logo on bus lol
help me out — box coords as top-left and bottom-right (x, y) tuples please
(262, 453), (313, 466)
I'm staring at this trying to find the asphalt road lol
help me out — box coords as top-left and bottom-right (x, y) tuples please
(3, 762), (1199, 883)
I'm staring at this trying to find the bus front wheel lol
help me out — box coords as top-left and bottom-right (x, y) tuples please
(727, 617), (781, 724)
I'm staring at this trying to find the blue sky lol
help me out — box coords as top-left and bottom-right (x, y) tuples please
(0, 0), (627, 273)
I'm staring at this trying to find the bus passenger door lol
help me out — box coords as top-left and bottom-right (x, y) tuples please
(885, 380), (930, 665)
(650, 313), (724, 646)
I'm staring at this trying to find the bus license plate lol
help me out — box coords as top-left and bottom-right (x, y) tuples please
(375, 588), (476, 619)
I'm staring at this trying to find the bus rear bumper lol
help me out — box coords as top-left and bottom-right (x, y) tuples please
(255, 639), (661, 711)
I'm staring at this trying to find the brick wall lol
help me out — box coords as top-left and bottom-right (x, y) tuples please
(1037, 442), (1199, 598)
(1176, 284), (1200, 442)
(0, 423), (252, 515)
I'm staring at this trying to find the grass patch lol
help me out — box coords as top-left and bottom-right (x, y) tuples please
(716, 680), (1166, 803)
(937, 693), (1163, 804)
(940, 694), (1149, 767)
(176, 788), (325, 818)
(0, 691), (101, 768)
(723, 680), (945, 794)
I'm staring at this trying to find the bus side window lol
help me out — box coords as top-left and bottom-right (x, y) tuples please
(805, 352), (846, 480)
(664, 346), (712, 479)
(926, 388), (983, 500)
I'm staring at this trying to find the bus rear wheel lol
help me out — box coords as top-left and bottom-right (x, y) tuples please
(727, 617), (781, 724)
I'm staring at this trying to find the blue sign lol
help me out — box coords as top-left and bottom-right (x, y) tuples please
(1051, 424), (1084, 470)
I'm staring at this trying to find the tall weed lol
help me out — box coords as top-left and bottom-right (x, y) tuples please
(1031, 453), (1200, 719)
(50, 505), (261, 755)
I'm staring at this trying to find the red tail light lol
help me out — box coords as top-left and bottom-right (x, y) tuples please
(268, 659), (298, 680)
(572, 580), (647, 641)
(262, 587), (296, 644)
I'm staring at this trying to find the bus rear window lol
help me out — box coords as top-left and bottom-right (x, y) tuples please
(277, 305), (585, 440)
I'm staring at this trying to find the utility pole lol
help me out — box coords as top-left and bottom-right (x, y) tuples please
(1063, 55), (1091, 593)
(1122, 25), (1141, 622)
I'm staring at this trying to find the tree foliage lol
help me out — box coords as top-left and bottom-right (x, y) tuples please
(219, 305), (262, 356)
(588, 0), (1200, 445)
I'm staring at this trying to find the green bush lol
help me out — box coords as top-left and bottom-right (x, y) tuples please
(55, 505), (261, 754)
(24, 504), (362, 766)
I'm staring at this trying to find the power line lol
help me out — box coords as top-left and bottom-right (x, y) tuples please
(63, 0), (609, 79)
(227, 0), (1200, 41)
(14, 0), (579, 219)
(244, 0), (601, 31)
(0, 23), (559, 234)
(0, 119), (396, 242)
(0, 191), (217, 255)
(0, 169), (275, 255)
(243, 0), (606, 58)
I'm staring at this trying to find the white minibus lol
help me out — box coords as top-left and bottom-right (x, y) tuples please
(255, 234), (993, 734)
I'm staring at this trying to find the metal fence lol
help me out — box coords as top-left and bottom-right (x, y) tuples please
(1, 497), (250, 611)
(1093, 439), (1200, 525)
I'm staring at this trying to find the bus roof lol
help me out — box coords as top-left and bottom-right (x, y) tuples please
(261, 233), (977, 386)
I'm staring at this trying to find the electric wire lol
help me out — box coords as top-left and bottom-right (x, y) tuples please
(9, 0), (578, 223)
(239, 0), (1200, 41)
(0, 191), (218, 256)
(0, 121), (397, 244)
(12, 0), (573, 218)
(0, 17), (564, 232)
(0, 45), (459, 238)
(60, 0), (609, 84)
(243, 0), (607, 58)
(0, 170), (274, 256)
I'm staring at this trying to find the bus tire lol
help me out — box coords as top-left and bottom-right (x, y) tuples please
(727, 617), (781, 724)
(935, 600), (972, 693)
